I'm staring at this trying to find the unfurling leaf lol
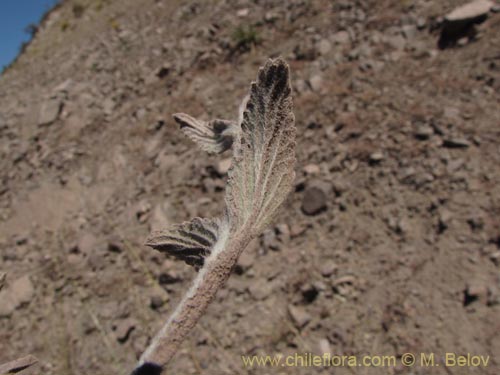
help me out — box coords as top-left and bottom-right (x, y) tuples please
(136, 58), (296, 372)
(173, 95), (249, 154)
(225, 58), (296, 234)
(145, 217), (227, 268)
(173, 113), (236, 154)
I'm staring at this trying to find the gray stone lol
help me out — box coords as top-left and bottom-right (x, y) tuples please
(215, 158), (232, 176)
(402, 24), (417, 39)
(441, 0), (493, 42)
(236, 250), (254, 271)
(369, 152), (384, 163)
(262, 229), (280, 251)
(331, 30), (350, 44)
(318, 338), (331, 354)
(417, 17), (427, 30)
(442, 137), (470, 148)
(445, 0), (493, 22)
(301, 186), (327, 215)
(386, 35), (406, 50)
(303, 163), (320, 175)
(309, 74), (324, 92)
(249, 279), (274, 300)
(77, 233), (98, 255)
(438, 208), (453, 231)
(317, 39), (332, 55)
(150, 293), (167, 310)
(0, 275), (35, 317)
(53, 79), (74, 93)
(415, 124), (434, 139)
(288, 304), (311, 329)
(38, 98), (62, 126)
(320, 261), (338, 277)
(0, 272), (5, 291)
(103, 98), (115, 116)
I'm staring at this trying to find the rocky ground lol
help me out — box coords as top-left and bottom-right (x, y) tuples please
(0, 0), (499, 374)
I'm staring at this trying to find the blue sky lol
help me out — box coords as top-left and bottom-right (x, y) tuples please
(1, 0), (59, 70)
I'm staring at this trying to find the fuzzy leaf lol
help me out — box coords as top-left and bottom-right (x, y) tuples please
(145, 217), (223, 268)
(225, 58), (296, 234)
(173, 113), (236, 154)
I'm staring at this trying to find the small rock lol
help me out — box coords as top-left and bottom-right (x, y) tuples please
(288, 304), (311, 329)
(441, 0), (493, 47)
(294, 79), (309, 94)
(442, 137), (470, 148)
(396, 217), (411, 236)
(264, 11), (278, 22)
(417, 17), (427, 30)
(309, 74), (324, 92)
(236, 250), (254, 272)
(369, 152), (384, 163)
(445, 0), (493, 22)
(415, 123), (434, 139)
(301, 186), (327, 215)
(0, 273), (5, 291)
(0, 275), (34, 317)
(443, 106), (461, 121)
(67, 253), (84, 266)
(102, 98), (115, 116)
(54, 79), (73, 93)
(150, 294), (166, 310)
(320, 261), (338, 277)
(303, 163), (320, 175)
(318, 338), (331, 354)
(237, 8), (249, 17)
(332, 179), (349, 196)
(77, 233), (98, 255)
(107, 237), (124, 253)
(215, 158), (232, 176)
(386, 35), (406, 50)
(290, 224), (306, 238)
(489, 251), (500, 266)
(263, 229), (280, 251)
(38, 98), (62, 126)
(14, 233), (28, 245)
(332, 275), (356, 289)
(135, 200), (151, 223)
(275, 223), (291, 243)
(438, 208), (453, 232)
(249, 280), (274, 300)
(331, 30), (350, 44)
(402, 24), (417, 39)
(317, 39), (332, 55)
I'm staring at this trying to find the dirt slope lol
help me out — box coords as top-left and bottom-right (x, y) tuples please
(0, 0), (499, 374)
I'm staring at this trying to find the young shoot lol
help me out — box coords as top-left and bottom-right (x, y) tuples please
(131, 58), (296, 375)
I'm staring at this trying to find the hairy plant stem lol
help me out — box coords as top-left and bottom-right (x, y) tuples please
(137, 230), (251, 370)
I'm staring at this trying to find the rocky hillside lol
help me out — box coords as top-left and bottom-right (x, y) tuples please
(1, 0), (499, 374)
